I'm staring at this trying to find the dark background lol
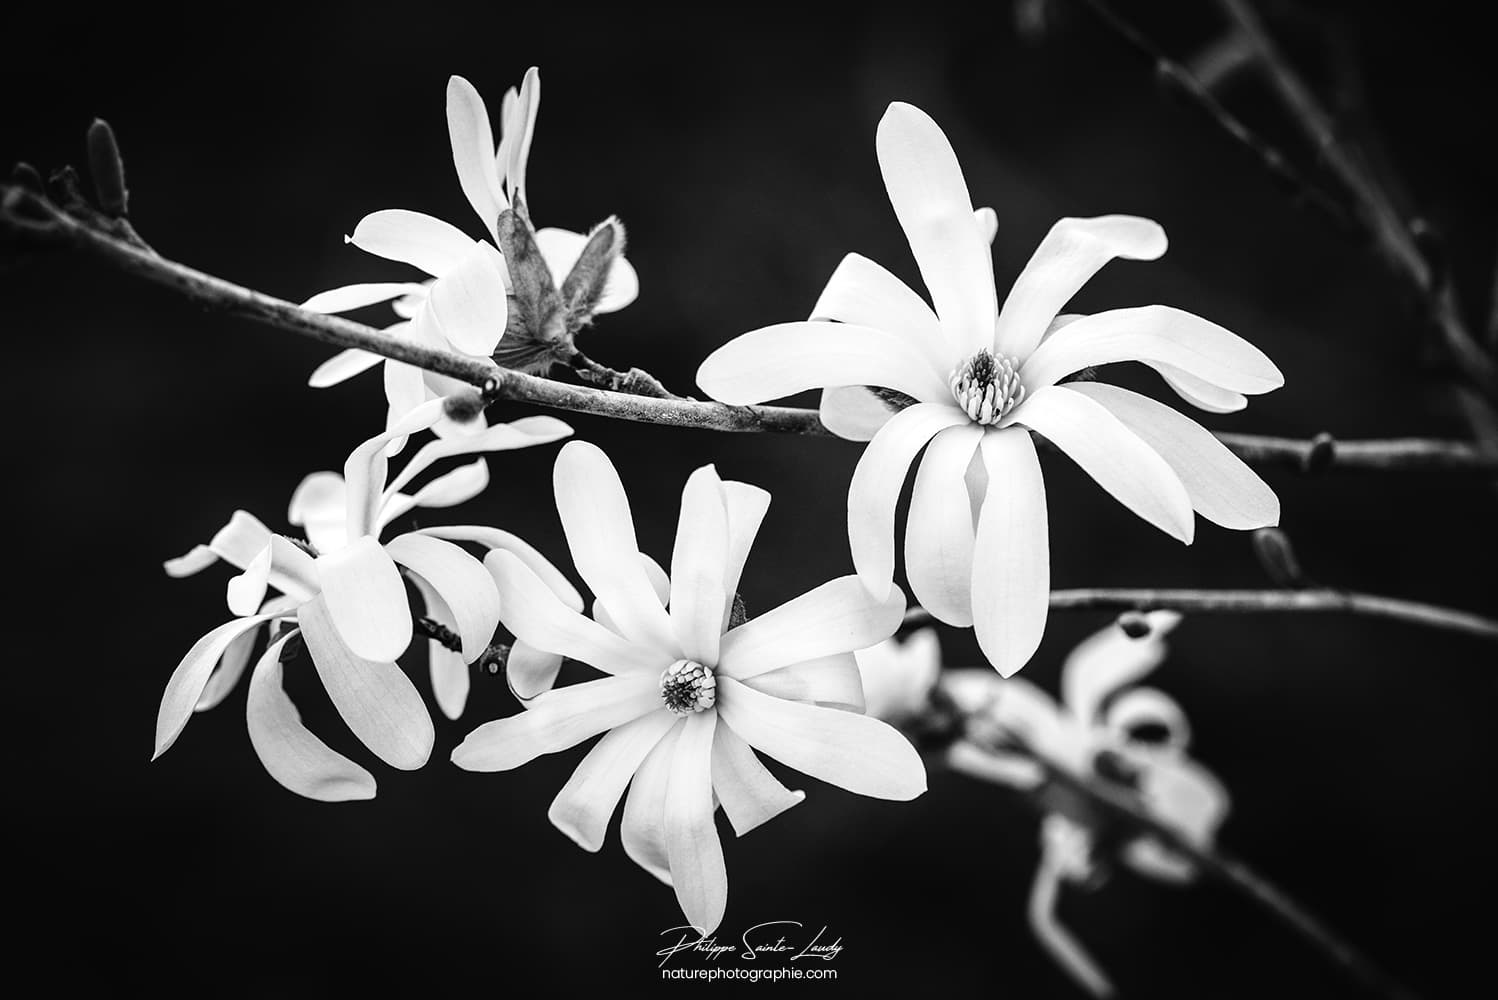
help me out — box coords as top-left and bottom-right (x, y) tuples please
(6, 2), (1495, 996)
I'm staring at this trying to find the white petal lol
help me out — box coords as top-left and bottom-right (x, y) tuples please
(971, 429), (1049, 677)
(154, 613), (283, 759)
(717, 677), (926, 800)
(506, 640), (564, 701)
(309, 349), (383, 388)
(1029, 832), (1115, 998)
(163, 544), (218, 578)
(377, 460), (488, 529)
(1139, 755), (1229, 845)
(410, 574), (469, 720)
(246, 632), (378, 802)
(810, 252), (952, 369)
(314, 536), (412, 662)
(287, 471), (347, 551)
(696, 321), (948, 405)
(451, 672), (660, 771)
(718, 576), (906, 682)
(446, 75), (507, 240)
(488, 550), (667, 674)
(1148, 361), (1247, 414)
(856, 629), (942, 722)
(342, 397), (448, 537)
(1019, 305), (1284, 395)
(875, 102), (996, 356)
(425, 242), (510, 356)
(665, 711), (727, 933)
(554, 441), (678, 654)
(670, 466), (729, 665)
(420, 525), (583, 611)
(1064, 383), (1279, 529)
(382, 415), (573, 499)
(904, 424), (983, 626)
(994, 216), (1167, 360)
(623, 720), (682, 885)
(201, 510), (273, 572)
(348, 209), (477, 278)
(382, 359), (429, 436)
(225, 541), (273, 616)
(719, 482), (770, 631)
(301, 282), (423, 315)
(298, 595), (433, 770)
(502, 66), (540, 204)
(848, 402), (970, 595)
(975, 206), (999, 244)
(195, 621), (261, 712)
(1060, 611), (1179, 725)
(1012, 387), (1194, 543)
(385, 534), (499, 663)
(1107, 687), (1191, 750)
(743, 653), (865, 711)
(549, 710), (677, 851)
(711, 725), (804, 836)
(945, 740), (1045, 788)
(819, 386), (898, 442)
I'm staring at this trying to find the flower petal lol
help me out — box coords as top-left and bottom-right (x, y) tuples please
(1060, 610), (1180, 725)
(314, 536), (412, 662)
(451, 672), (660, 771)
(447, 75), (507, 240)
(819, 386), (898, 442)
(743, 653), (865, 712)
(994, 216), (1167, 360)
(382, 359), (429, 442)
(665, 710), (727, 933)
(623, 719), (683, 885)
(377, 461), (488, 530)
(810, 252), (952, 369)
(856, 629), (942, 722)
(1108, 687), (1192, 751)
(554, 441), (678, 655)
(348, 209), (477, 278)
(848, 401), (971, 595)
(1013, 386), (1194, 543)
(1064, 383), (1279, 530)
(718, 577), (906, 682)
(1139, 755), (1229, 845)
(905, 424), (983, 626)
(875, 102), (996, 356)
(720, 482), (770, 631)
(506, 640), (565, 701)
(670, 466), (729, 665)
(246, 632), (378, 802)
(549, 710), (678, 851)
(163, 544), (218, 578)
(154, 613), (283, 759)
(409, 574), (469, 720)
(1019, 305), (1284, 395)
(342, 398), (449, 537)
(302, 282), (423, 315)
(192, 509), (273, 573)
(971, 428), (1049, 677)
(1148, 361), (1247, 414)
(298, 595), (433, 770)
(945, 740), (1045, 788)
(385, 533), (499, 663)
(696, 321), (948, 405)
(488, 550), (667, 674)
(382, 415), (573, 499)
(501, 66), (540, 204)
(425, 242), (510, 357)
(717, 677), (925, 800)
(310, 351), (385, 394)
(711, 725), (805, 836)
(195, 621), (261, 712)
(420, 526), (583, 611)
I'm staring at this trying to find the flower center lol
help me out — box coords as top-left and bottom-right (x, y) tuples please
(949, 349), (1025, 425)
(660, 659), (717, 715)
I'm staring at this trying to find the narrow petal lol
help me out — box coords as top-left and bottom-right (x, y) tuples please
(1060, 610), (1180, 725)
(1064, 383), (1279, 529)
(848, 402), (970, 595)
(315, 536), (412, 662)
(425, 242), (510, 356)
(410, 574), (469, 720)
(154, 613), (282, 759)
(446, 75), (507, 239)
(1148, 361), (1247, 414)
(1108, 688), (1191, 751)
(287, 471), (346, 550)
(1139, 755), (1229, 844)
(553, 441), (678, 654)
(385, 534), (500, 663)
(377, 460), (489, 529)
(488, 551), (667, 674)
(665, 711), (727, 933)
(298, 596), (433, 770)
(711, 725), (804, 836)
(342, 397), (449, 538)
(819, 386), (898, 442)
(904, 424), (983, 626)
(971, 429), (1049, 677)
(451, 672), (660, 771)
(163, 544), (217, 578)
(669, 466), (729, 665)
(225, 542), (273, 616)
(719, 482), (770, 631)
(994, 216), (1167, 360)
(1011, 387), (1194, 543)
(309, 349), (385, 389)
(302, 282), (422, 315)
(548, 710), (678, 851)
(502, 66), (540, 203)
(195, 621), (261, 712)
(506, 640), (565, 701)
(623, 721), (684, 885)
(742, 653), (865, 711)
(718, 577), (906, 682)
(420, 525), (583, 611)
(348, 209), (477, 278)
(875, 102), (996, 356)
(717, 677), (926, 800)
(383, 415), (573, 499)
(1029, 832), (1115, 998)
(382, 359), (429, 434)
(946, 740), (1045, 788)
(204, 510), (273, 572)
(246, 632), (378, 802)
(1019, 305), (1284, 395)
(696, 321), (948, 405)
(810, 252), (952, 369)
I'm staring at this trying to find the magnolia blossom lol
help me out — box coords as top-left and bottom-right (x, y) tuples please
(156, 399), (573, 800)
(452, 441), (926, 931)
(943, 612), (1228, 997)
(696, 102), (1283, 677)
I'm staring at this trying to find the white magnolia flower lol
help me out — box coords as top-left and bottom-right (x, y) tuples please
(944, 612), (1228, 997)
(452, 441), (926, 932)
(156, 399), (572, 800)
(696, 102), (1283, 677)
(853, 628), (941, 723)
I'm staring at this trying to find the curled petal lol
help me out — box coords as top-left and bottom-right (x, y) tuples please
(1060, 610), (1180, 725)
(711, 725), (804, 836)
(425, 242), (510, 356)
(410, 574), (469, 721)
(385, 533), (500, 663)
(1148, 361), (1247, 414)
(154, 613), (284, 759)
(1107, 687), (1191, 751)
(348, 209), (476, 278)
(383, 415), (573, 499)
(507, 640), (565, 701)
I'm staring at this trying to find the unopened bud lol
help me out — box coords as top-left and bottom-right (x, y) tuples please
(1115, 610), (1152, 639)
(1252, 527), (1305, 588)
(560, 216), (626, 323)
(442, 390), (487, 425)
(87, 118), (129, 217)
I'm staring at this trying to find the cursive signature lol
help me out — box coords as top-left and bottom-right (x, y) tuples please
(657, 922), (844, 968)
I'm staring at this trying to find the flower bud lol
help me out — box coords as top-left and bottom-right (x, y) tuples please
(1252, 527), (1305, 588)
(86, 118), (129, 217)
(1115, 610), (1152, 639)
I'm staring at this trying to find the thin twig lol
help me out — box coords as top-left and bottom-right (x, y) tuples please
(905, 588), (1498, 643)
(7, 192), (1495, 476)
(414, 617), (510, 675)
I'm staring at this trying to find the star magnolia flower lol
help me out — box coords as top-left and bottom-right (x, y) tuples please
(155, 399), (573, 800)
(696, 102), (1284, 677)
(942, 612), (1228, 997)
(451, 441), (926, 932)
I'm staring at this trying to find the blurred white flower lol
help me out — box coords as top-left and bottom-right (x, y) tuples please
(854, 627), (941, 722)
(944, 612), (1229, 997)
(696, 102), (1283, 677)
(156, 400), (573, 799)
(452, 441), (925, 932)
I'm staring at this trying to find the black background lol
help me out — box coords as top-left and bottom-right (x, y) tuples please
(6, 2), (1495, 996)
